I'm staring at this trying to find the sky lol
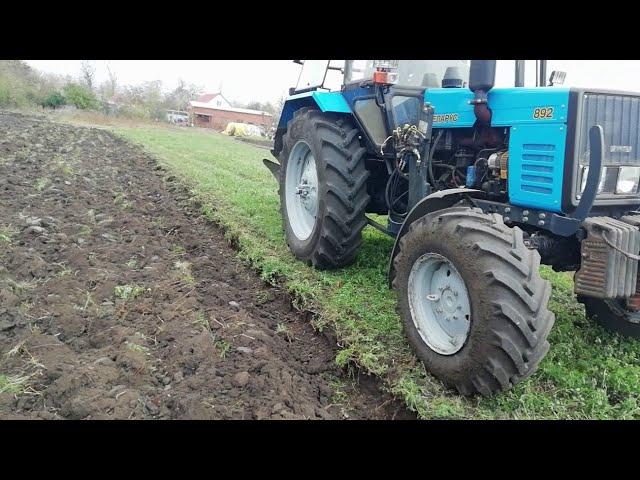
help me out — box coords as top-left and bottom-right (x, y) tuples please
(25, 60), (640, 105)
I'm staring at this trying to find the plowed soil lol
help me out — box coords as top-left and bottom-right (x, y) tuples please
(0, 112), (411, 420)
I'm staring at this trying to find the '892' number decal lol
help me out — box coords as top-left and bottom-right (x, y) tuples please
(533, 107), (554, 119)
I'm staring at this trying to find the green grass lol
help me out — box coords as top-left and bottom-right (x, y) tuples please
(111, 124), (640, 419)
(0, 373), (30, 394)
(114, 284), (146, 301)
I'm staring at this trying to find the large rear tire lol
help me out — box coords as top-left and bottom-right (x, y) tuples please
(578, 296), (640, 338)
(392, 206), (555, 396)
(278, 108), (369, 269)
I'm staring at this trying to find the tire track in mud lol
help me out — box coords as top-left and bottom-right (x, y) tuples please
(0, 112), (412, 420)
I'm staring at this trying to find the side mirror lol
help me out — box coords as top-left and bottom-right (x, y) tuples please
(548, 70), (566, 86)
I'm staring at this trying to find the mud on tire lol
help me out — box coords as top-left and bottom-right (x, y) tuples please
(392, 206), (555, 396)
(278, 108), (369, 269)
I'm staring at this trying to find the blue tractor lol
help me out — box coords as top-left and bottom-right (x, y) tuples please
(264, 60), (640, 396)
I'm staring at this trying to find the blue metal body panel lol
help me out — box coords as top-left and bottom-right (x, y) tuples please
(507, 124), (567, 212)
(279, 86), (573, 213)
(424, 87), (570, 212)
(424, 87), (570, 127)
(277, 91), (350, 130)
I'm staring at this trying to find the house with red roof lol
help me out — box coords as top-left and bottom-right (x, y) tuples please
(188, 92), (272, 131)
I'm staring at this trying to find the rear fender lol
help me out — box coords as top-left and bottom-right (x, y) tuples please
(271, 91), (352, 158)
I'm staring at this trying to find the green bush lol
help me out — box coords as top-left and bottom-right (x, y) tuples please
(117, 104), (150, 120)
(63, 83), (98, 110)
(0, 71), (32, 108)
(41, 91), (66, 109)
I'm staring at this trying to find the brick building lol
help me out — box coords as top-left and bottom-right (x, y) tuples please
(188, 93), (273, 131)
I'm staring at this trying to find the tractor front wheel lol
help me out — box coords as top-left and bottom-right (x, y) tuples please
(392, 207), (555, 396)
(278, 108), (369, 269)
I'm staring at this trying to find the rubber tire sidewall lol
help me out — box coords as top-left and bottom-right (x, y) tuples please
(279, 113), (326, 260)
(395, 212), (495, 384)
(393, 206), (554, 395)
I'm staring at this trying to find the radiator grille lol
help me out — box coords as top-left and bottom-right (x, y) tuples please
(579, 93), (640, 168)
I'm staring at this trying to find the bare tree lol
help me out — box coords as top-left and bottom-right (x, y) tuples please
(80, 60), (96, 91)
(272, 94), (286, 126)
(105, 62), (117, 99)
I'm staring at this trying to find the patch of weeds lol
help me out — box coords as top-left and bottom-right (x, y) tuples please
(120, 200), (133, 211)
(6, 340), (26, 357)
(328, 378), (352, 418)
(173, 260), (195, 285)
(35, 178), (50, 192)
(275, 323), (293, 343)
(20, 301), (34, 313)
(126, 258), (138, 269)
(8, 279), (37, 296)
(170, 244), (186, 255)
(125, 341), (150, 355)
(114, 284), (147, 301)
(57, 162), (75, 176)
(74, 291), (95, 312)
(153, 217), (167, 229)
(215, 339), (231, 359)
(113, 192), (126, 205)
(0, 225), (17, 244)
(194, 311), (210, 330)
(78, 225), (92, 236)
(56, 264), (73, 277)
(0, 374), (31, 394)
(86, 209), (96, 223)
(255, 291), (270, 303)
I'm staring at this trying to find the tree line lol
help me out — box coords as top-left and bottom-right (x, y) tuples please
(0, 61), (284, 124)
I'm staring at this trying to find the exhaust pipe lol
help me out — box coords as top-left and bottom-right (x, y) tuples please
(469, 60), (496, 126)
(515, 60), (525, 87)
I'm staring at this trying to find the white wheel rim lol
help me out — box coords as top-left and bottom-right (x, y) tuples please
(408, 253), (472, 355)
(285, 140), (318, 241)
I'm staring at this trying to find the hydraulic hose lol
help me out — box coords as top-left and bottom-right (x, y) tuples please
(428, 130), (444, 187)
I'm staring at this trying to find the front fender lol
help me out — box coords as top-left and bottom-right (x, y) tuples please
(387, 188), (486, 287)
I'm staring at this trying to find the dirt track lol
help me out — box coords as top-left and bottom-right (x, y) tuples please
(0, 112), (411, 419)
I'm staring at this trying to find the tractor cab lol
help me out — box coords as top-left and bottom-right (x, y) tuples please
(344, 60), (469, 88)
(291, 60), (470, 92)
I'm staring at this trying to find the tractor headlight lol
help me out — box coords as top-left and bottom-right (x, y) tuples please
(579, 165), (608, 194)
(616, 166), (640, 194)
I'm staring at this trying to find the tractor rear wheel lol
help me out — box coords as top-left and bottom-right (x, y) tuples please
(578, 296), (640, 338)
(278, 108), (369, 269)
(391, 206), (555, 396)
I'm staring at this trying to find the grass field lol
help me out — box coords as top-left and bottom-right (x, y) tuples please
(111, 123), (640, 419)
